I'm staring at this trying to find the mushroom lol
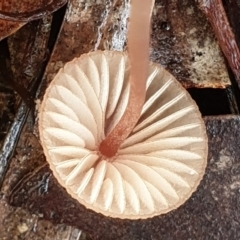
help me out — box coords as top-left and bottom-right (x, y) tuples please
(38, 50), (208, 219)
(38, 0), (208, 219)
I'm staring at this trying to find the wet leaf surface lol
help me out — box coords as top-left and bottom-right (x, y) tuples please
(0, 0), (66, 40)
(0, 20), (24, 41)
(0, 0), (67, 22)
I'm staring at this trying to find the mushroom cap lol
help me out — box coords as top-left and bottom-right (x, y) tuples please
(39, 50), (208, 219)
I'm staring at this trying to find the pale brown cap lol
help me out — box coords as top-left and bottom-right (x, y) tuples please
(39, 50), (208, 219)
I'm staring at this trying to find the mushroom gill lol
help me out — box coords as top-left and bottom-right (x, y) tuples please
(38, 50), (208, 219)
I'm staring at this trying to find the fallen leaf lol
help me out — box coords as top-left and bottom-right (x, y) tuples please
(0, 0), (66, 40)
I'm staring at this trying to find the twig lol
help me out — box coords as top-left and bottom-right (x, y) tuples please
(197, 0), (240, 89)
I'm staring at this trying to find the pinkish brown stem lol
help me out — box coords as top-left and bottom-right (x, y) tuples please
(99, 0), (154, 158)
(198, 0), (240, 89)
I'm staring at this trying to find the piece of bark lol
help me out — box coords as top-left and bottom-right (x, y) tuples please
(8, 115), (240, 240)
(223, 0), (240, 49)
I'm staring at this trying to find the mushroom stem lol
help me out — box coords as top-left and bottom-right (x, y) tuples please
(99, 0), (155, 158)
(197, 0), (240, 89)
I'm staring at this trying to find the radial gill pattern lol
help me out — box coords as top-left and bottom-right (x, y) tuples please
(39, 50), (208, 219)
